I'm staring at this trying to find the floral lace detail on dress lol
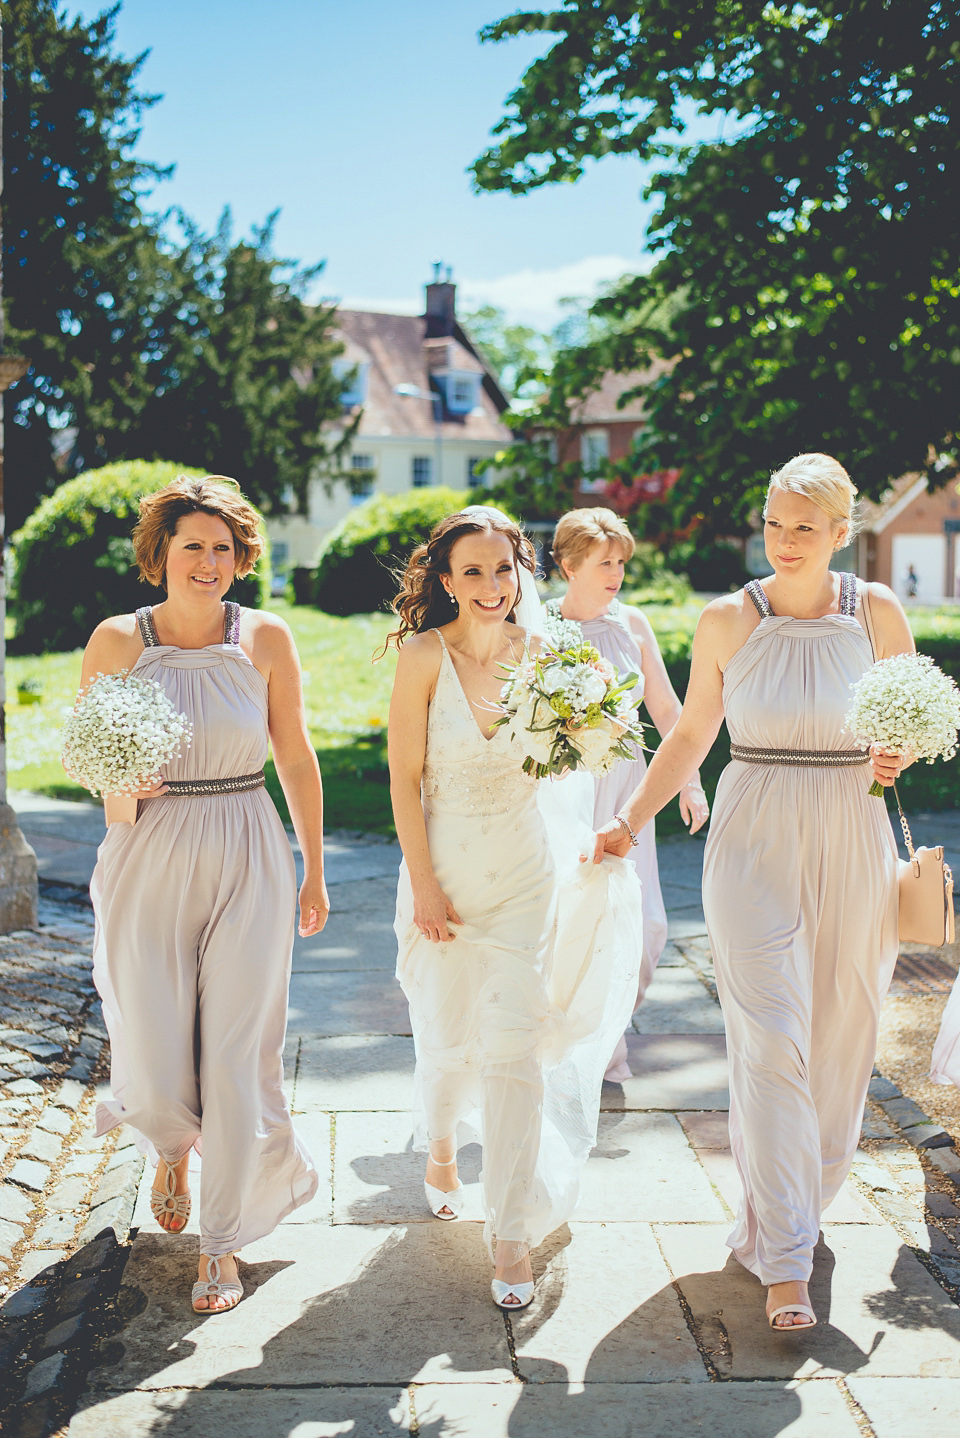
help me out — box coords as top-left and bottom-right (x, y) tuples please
(422, 634), (538, 821)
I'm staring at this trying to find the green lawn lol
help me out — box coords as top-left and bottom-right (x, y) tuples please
(6, 597), (959, 838)
(6, 602), (400, 835)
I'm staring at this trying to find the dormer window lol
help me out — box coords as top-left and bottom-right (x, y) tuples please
(438, 371), (481, 415)
(333, 359), (370, 408)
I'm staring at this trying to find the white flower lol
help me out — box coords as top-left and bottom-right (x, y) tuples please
(845, 654), (960, 764)
(543, 602), (584, 652)
(541, 663), (569, 695)
(61, 671), (193, 797)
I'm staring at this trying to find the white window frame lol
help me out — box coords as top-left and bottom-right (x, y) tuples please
(580, 428), (610, 492)
(412, 456), (432, 488)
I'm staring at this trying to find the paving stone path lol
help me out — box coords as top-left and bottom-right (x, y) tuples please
(2, 791), (960, 1436)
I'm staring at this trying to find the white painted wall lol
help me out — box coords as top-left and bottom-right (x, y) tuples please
(266, 436), (506, 567)
(891, 532), (947, 601)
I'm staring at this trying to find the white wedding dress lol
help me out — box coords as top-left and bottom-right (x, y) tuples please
(395, 628), (644, 1261)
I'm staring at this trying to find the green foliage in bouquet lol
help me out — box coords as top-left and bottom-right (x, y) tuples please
(313, 486), (482, 617)
(10, 460), (270, 654)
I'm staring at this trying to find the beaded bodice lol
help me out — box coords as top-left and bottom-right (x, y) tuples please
(723, 573), (874, 753)
(421, 632), (538, 820)
(131, 602), (269, 783)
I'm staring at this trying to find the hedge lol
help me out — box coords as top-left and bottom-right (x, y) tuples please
(313, 486), (474, 617)
(10, 461), (270, 655)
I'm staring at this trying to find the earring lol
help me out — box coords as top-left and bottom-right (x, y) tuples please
(445, 588), (457, 607)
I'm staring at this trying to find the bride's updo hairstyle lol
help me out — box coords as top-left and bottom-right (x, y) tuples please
(763, 453), (860, 537)
(384, 508), (535, 651)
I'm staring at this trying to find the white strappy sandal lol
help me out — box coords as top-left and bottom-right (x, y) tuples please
(150, 1162), (191, 1232)
(192, 1254), (243, 1313)
(424, 1155), (465, 1221)
(768, 1303), (817, 1330)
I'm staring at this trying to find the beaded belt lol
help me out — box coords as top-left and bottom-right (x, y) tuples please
(163, 770), (265, 796)
(730, 745), (869, 768)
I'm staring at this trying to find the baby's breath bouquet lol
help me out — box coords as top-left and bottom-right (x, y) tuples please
(61, 671), (193, 797)
(845, 653), (960, 797)
(543, 598), (585, 652)
(495, 641), (645, 779)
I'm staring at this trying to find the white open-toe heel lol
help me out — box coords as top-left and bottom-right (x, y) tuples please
(424, 1154), (464, 1220)
(491, 1279), (534, 1311)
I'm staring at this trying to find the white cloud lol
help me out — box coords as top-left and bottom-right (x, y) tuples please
(458, 255), (645, 330)
(334, 253), (648, 333)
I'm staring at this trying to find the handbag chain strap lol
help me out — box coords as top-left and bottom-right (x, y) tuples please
(893, 781), (917, 864)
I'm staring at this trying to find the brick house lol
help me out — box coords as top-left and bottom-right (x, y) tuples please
(267, 270), (512, 570)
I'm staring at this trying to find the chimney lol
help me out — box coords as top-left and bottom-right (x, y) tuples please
(425, 262), (456, 338)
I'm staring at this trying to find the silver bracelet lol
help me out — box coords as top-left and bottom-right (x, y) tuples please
(614, 812), (640, 847)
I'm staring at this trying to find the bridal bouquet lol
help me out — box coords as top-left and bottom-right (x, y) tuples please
(61, 671), (193, 797)
(845, 653), (960, 797)
(495, 641), (644, 779)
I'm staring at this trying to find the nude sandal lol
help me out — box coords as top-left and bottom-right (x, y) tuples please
(424, 1154), (464, 1220)
(192, 1254), (243, 1313)
(768, 1303), (817, 1330)
(150, 1162), (191, 1232)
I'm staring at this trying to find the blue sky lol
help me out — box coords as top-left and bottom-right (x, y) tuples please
(75, 1), (697, 328)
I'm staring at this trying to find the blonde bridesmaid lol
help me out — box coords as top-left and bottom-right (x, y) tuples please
(80, 476), (328, 1312)
(594, 454), (912, 1329)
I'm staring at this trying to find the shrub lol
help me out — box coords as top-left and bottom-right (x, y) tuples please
(669, 538), (748, 593)
(313, 486), (473, 617)
(10, 461), (270, 654)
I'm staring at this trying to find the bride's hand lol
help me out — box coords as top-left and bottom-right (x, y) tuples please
(588, 820), (632, 864)
(413, 883), (464, 943)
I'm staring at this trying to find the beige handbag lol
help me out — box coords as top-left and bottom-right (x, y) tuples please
(895, 788), (955, 947)
(858, 584), (955, 946)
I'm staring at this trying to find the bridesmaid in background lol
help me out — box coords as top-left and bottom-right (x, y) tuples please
(81, 476), (328, 1312)
(594, 455), (912, 1329)
(549, 507), (709, 1080)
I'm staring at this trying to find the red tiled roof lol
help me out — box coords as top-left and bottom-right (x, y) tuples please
(332, 310), (512, 443)
(565, 360), (672, 425)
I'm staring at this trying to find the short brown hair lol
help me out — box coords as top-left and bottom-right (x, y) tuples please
(551, 506), (636, 577)
(132, 475), (265, 588)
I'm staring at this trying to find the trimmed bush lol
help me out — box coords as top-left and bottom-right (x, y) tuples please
(10, 461), (270, 654)
(313, 486), (473, 617)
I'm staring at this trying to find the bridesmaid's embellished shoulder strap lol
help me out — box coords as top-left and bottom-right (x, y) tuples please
(744, 580), (773, 619)
(136, 606), (160, 647)
(224, 601), (241, 645)
(432, 627), (449, 655)
(839, 572), (857, 617)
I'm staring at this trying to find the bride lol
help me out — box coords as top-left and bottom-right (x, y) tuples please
(386, 505), (643, 1309)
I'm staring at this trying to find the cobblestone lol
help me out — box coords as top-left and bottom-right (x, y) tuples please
(21, 1128), (63, 1166)
(0, 1184), (34, 1225)
(36, 1106), (73, 1137)
(8, 1159), (50, 1193)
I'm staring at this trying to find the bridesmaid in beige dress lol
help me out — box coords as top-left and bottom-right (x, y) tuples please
(594, 454), (913, 1329)
(79, 476), (329, 1312)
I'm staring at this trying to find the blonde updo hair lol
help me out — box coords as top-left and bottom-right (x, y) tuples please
(551, 506), (636, 578)
(764, 453), (860, 536)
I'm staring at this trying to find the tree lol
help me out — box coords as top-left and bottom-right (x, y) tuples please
(473, 1), (960, 531)
(2, 0), (172, 529)
(2, 2), (344, 527)
(131, 210), (344, 516)
(461, 304), (552, 398)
